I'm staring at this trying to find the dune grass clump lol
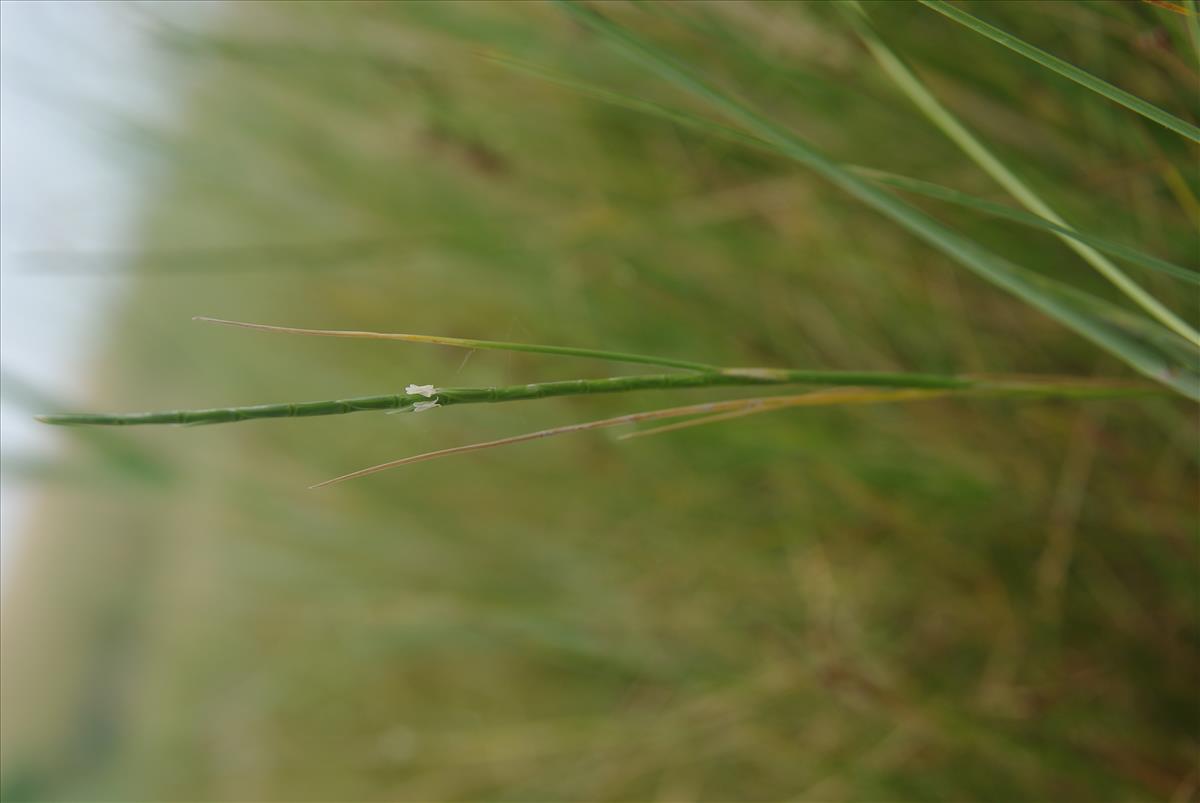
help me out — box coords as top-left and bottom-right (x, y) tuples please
(4, 2), (1198, 801)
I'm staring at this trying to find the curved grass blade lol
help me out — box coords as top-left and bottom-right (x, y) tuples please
(486, 55), (1198, 290)
(618, 387), (951, 440)
(847, 2), (1200, 346)
(310, 398), (751, 488)
(1190, 1), (1200, 64)
(312, 380), (1160, 488)
(851, 167), (1200, 287)
(481, 52), (765, 150)
(309, 388), (958, 488)
(194, 316), (718, 372)
(486, 55), (1197, 289)
(1142, 0), (1195, 15)
(919, 0), (1200, 143)
(554, 0), (1200, 400)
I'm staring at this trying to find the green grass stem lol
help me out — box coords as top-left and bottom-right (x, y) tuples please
(36, 370), (1158, 428)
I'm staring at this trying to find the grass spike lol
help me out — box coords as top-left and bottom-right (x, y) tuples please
(36, 370), (1160, 429)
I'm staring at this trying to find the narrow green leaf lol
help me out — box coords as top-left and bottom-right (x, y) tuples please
(482, 52), (764, 150)
(554, 0), (1200, 400)
(847, 1), (1199, 345)
(849, 172), (1200, 287)
(195, 316), (719, 372)
(312, 388), (953, 487)
(487, 56), (1198, 288)
(919, 0), (1200, 143)
(313, 382), (1155, 487)
(1190, 0), (1200, 66)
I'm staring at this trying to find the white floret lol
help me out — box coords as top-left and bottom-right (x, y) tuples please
(405, 384), (438, 398)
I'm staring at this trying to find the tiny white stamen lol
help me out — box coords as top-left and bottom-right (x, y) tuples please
(406, 384), (438, 398)
(412, 399), (440, 413)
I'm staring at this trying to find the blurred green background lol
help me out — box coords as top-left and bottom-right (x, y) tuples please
(1, 1), (1197, 800)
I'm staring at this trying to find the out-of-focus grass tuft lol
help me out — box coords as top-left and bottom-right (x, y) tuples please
(2, 2), (1197, 801)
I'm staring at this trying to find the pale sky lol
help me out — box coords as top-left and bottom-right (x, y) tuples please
(0, 1), (212, 587)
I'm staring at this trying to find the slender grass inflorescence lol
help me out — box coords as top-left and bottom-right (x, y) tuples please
(36, 371), (1159, 428)
(31, 371), (972, 427)
(37, 319), (1161, 428)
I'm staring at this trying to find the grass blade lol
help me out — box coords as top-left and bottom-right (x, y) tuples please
(487, 55), (1197, 288)
(919, 0), (1200, 142)
(1190, 0), (1200, 65)
(309, 397), (763, 487)
(846, 2), (1200, 346)
(554, 0), (1200, 400)
(313, 378), (1160, 487)
(481, 52), (765, 150)
(311, 388), (953, 487)
(618, 387), (950, 440)
(194, 316), (718, 372)
(852, 167), (1200, 287)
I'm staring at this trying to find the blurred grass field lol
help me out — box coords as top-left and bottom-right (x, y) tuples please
(2, 1), (1198, 800)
